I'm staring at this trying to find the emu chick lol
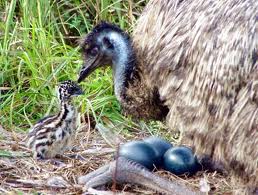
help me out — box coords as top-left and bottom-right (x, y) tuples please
(27, 80), (83, 159)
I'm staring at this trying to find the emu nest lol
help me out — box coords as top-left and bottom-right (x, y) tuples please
(0, 115), (233, 195)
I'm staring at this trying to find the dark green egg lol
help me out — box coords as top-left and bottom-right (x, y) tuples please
(163, 146), (199, 175)
(118, 141), (157, 170)
(144, 136), (173, 167)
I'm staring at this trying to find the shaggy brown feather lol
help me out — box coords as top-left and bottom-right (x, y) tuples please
(132, 0), (257, 194)
(120, 68), (169, 120)
(78, 0), (257, 193)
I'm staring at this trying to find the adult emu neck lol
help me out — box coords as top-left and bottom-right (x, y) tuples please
(109, 30), (168, 120)
(109, 32), (136, 102)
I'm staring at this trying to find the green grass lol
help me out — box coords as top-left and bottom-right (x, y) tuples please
(0, 0), (169, 139)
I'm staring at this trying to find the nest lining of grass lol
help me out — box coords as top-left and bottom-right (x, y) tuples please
(0, 121), (233, 195)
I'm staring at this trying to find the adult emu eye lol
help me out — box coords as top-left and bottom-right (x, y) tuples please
(103, 37), (113, 49)
(89, 47), (98, 57)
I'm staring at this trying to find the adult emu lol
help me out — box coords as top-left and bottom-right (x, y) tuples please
(78, 0), (258, 194)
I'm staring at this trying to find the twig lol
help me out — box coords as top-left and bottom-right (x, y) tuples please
(112, 143), (120, 192)
(5, 178), (68, 190)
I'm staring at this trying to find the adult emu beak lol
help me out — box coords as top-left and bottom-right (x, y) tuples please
(78, 63), (96, 83)
(78, 54), (109, 83)
(78, 53), (103, 82)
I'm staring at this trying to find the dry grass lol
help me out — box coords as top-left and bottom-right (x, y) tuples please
(0, 119), (233, 195)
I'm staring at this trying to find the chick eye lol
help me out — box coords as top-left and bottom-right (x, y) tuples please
(89, 47), (99, 57)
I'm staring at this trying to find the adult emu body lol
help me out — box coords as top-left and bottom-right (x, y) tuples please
(78, 0), (258, 194)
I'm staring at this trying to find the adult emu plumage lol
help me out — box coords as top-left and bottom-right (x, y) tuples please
(78, 0), (258, 194)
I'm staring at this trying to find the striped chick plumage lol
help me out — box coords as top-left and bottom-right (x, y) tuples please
(27, 80), (83, 159)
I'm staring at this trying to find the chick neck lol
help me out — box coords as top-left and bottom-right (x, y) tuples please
(58, 97), (76, 123)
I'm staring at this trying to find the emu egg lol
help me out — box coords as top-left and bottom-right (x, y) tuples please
(163, 146), (199, 175)
(118, 141), (157, 170)
(144, 136), (173, 167)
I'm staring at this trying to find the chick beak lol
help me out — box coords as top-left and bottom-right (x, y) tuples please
(75, 87), (84, 96)
(76, 89), (85, 95)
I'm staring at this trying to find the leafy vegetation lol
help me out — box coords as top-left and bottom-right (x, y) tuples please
(0, 0), (168, 137)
